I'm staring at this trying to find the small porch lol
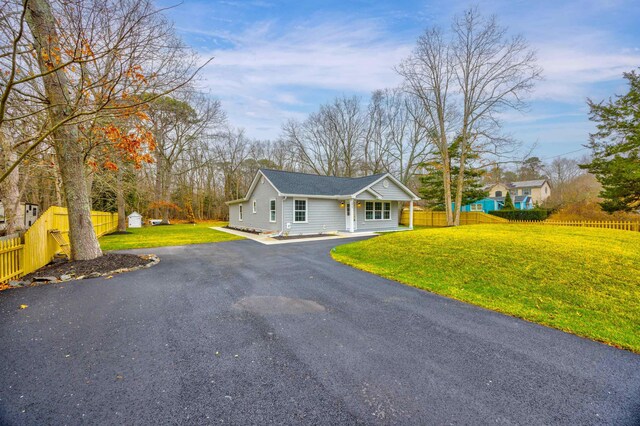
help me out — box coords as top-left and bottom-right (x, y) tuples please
(340, 198), (414, 233)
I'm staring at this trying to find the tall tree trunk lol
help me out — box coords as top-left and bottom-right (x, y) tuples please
(54, 167), (63, 206)
(116, 166), (126, 232)
(0, 134), (23, 234)
(442, 162), (453, 226)
(25, 0), (102, 260)
(438, 131), (454, 226)
(453, 147), (467, 226)
(159, 163), (171, 224)
(153, 154), (164, 218)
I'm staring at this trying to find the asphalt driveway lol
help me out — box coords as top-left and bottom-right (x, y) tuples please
(1, 238), (639, 425)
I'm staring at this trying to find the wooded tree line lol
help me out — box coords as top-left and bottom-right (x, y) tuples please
(1, 2), (636, 262)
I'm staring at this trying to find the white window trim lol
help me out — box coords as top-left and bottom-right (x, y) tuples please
(470, 203), (483, 212)
(269, 199), (276, 223)
(293, 198), (308, 223)
(252, 200), (257, 213)
(239, 204), (243, 221)
(364, 201), (392, 221)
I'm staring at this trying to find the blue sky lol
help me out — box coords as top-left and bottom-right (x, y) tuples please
(156, 0), (640, 159)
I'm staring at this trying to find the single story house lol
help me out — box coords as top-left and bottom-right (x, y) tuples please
(460, 195), (533, 213)
(226, 169), (420, 235)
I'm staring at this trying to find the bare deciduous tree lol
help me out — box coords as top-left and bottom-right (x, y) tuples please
(1, 0), (206, 258)
(398, 8), (541, 225)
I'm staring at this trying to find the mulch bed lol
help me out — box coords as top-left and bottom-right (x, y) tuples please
(224, 226), (261, 235)
(20, 253), (156, 283)
(272, 234), (338, 240)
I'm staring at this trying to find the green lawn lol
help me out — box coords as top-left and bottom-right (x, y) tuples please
(331, 224), (640, 353)
(99, 221), (243, 251)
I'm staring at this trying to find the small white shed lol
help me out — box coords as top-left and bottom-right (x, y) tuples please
(127, 212), (142, 228)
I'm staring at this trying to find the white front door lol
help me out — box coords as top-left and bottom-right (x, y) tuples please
(345, 201), (357, 231)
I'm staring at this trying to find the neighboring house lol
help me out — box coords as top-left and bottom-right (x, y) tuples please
(226, 169), (420, 235)
(0, 202), (39, 231)
(488, 179), (551, 205)
(460, 195), (533, 213)
(461, 178), (550, 213)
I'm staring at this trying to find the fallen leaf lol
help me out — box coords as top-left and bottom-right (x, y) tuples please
(19, 304), (28, 309)
(105, 276), (113, 280)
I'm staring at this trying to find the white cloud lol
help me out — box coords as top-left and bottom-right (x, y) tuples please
(202, 21), (410, 93)
(532, 44), (640, 102)
(189, 18), (412, 138)
(177, 1), (640, 146)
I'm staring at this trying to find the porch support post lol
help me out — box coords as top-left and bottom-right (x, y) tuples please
(409, 200), (414, 230)
(349, 199), (355, 233)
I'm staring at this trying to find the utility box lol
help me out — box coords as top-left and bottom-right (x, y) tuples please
(127, 212), (142, 228)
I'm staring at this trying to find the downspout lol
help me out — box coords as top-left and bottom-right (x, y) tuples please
(281, 196), (287, 236)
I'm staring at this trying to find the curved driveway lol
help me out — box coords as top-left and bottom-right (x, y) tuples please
(1, 238), (639, 424)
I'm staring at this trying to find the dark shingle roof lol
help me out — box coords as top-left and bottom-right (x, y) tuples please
(511, 179), (547, 188)
(260, 169), (386, 196)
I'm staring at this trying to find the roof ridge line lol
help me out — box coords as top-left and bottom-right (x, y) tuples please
(260, 168), (387, 180)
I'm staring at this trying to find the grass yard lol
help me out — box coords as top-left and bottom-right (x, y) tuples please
(331, 224), (640, 353)
(99, 221), (242, 251)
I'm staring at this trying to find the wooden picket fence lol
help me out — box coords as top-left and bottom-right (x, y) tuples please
(0, 206), (117, 284)
(400, 210), (639, 232)
(400, 210), (508, 227)
(0, 235), (23, 283)
(510, 219), (640, 232)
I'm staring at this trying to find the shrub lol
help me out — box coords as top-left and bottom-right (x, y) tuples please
(548, 200), (640, 221)
(489, 209), (549, 221)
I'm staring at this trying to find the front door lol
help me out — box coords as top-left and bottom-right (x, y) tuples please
(345, 201), (357, 231)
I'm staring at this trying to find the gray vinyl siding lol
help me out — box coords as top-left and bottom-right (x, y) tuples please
(228, 171), (415, 234)
(228, 178), (280, 232)
(356, 201), (400, 231)
(283, 198), (346, 234)
(371, 178), (413, 201)
(355, 191), (377, 200)
(281, 198), (400, 234)
(229, 204), (242, 227)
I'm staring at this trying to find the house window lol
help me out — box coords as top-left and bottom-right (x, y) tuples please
(545, 186), (548, 194)
(365, 201), (391, 220)
(269, 199), (276, 222)
(294, 199), (307, 223)
(239, 204), (243, 221)
(523, 189), (531, 195)
(471, 203), (483, 212)
(495, 190), (502, 197)
(252, 200), (257, 213)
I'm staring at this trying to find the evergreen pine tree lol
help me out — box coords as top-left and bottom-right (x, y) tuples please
(419, 156), (487, 210)
(581, 69), (640, 212)
(503, 191), (515, 210)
